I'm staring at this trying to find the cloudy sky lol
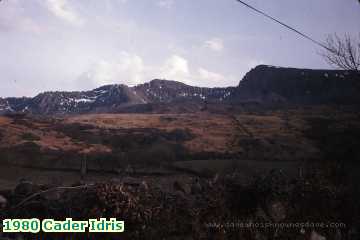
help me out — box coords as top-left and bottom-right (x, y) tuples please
(0, 0), (359, 97)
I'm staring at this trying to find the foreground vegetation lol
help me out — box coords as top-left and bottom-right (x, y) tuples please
(0, 164), (359, 239)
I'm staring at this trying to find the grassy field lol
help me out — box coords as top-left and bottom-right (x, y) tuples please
(0, 106), (359, 189)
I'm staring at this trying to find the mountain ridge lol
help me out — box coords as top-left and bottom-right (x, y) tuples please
(0, 79), (235, 115)
(1, 65), (359, 115)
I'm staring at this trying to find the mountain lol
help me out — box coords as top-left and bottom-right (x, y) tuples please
(134, 79), (234, 103)
(2, 66), (359, 115)
(2, 80), (235, 115)
(231, 65), (360, 104)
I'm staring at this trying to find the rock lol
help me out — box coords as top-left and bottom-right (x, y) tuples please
(310, 231), (326, 240)
(0, 195), (7, 208)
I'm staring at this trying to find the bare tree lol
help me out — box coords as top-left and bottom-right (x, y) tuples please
(321, 33), (360, 71)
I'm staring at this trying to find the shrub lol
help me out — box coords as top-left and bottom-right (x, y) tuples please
(128, 142), (186, 167)
(21, 132), (40, 141)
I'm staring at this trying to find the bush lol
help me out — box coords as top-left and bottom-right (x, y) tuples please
(128, 142), (186, 167)
(166, 128), (193, 142)
(21, 132), (40, 141)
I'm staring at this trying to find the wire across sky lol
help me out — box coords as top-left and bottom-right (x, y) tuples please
(235, 0), (332, 52)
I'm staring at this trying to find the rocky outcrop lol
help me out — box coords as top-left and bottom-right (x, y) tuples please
(231, 65), (360, 104)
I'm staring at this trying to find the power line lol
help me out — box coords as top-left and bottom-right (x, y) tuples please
(235, 0), (331, 52)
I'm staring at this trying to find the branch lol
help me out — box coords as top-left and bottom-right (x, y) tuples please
(321, 33), (360, 71)
(12, 184), (94, 209)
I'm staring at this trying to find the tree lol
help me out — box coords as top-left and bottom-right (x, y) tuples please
(321, 34), (360, 71)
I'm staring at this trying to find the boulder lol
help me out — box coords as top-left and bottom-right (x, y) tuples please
(0, 195), (7, 208)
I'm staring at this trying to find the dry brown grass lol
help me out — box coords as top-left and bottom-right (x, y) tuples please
(0, 116), (11, 125)
(235, 114), (299, 137)
(0, 116), (111, 154)
(2, 107), (351, 161)
(66, 113), (239, 154)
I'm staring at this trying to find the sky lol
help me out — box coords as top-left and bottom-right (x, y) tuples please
(0, 0), (359, 97)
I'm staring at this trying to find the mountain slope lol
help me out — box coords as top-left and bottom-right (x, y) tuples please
(134, 79), (234, 103)
(3, 80), (235, 115)
(0, 98), (12, 114)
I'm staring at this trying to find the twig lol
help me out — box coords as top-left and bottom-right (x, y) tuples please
(12, 184), (94, 209)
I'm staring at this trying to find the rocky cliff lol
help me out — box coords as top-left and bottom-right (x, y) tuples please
(231, 65), (360, 104)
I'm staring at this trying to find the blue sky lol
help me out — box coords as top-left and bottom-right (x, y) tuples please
(0, 0), (359, 97)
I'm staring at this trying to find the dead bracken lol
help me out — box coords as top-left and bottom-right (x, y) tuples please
(0, 168), (358, 240)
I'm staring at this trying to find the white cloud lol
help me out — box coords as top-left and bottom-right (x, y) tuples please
(46, 0), (84, 26)
(160, 55), (190, 81)
(159, 55), (232, 86)
(204, 38), (224, 52)
(157, 0), (174, 9)
(78, 54), (235, 89)
(79, 52), (145, 89)
(198, 68), (226, 82)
